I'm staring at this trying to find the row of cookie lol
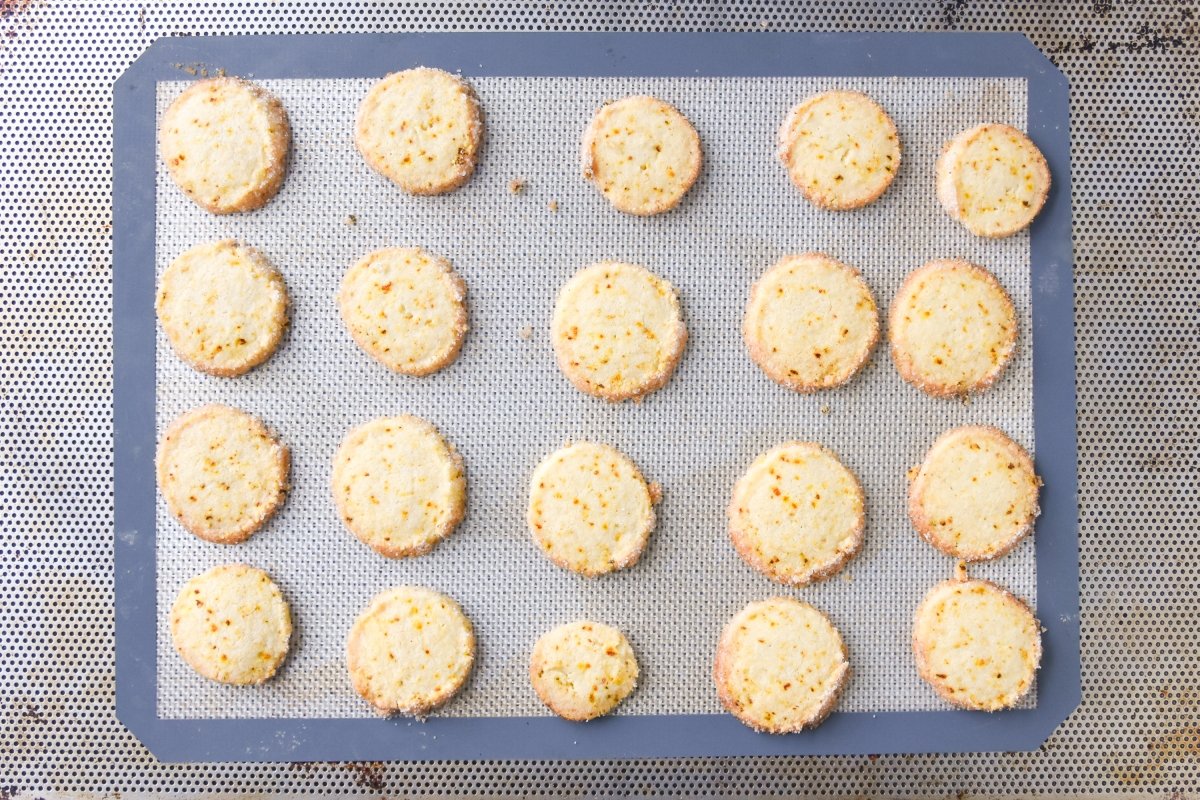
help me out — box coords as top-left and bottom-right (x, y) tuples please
(161, 70), (1050, 237)
(158, 406), (1039, 572)
(172, 567), (1042, 729)
(158, 242), (1019, 401)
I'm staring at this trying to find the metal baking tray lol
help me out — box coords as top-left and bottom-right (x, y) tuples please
(113, 31), (1078, 762)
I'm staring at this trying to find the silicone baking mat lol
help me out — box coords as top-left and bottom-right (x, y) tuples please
(113, 32), (1078, 761)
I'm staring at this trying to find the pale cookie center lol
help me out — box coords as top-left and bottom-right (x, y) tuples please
(554, 264), (683, 397)
(918, 439), (1036, 553)
(733, 448), (862, 578)
(955, 130), (1045, 231)
(529, 444), (652, 573)
(334, 421), (462, 552)
(747, 259), (876, 385)
(894, 271), (1014, 385)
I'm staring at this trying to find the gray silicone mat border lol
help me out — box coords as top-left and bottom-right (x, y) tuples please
(112, 31), (1078, 763)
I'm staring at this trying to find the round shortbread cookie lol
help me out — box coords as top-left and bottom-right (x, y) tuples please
(888, 259), (1018, 397)
(156, 240), (289, 377)
(728, 442), (865, 587)
(909, 425), (1040, 561)
(170, 564), (291, 685)
(743, 252), (880, 392)
(936, 123), (1051, 238)
(355, 67), (483, 195)
(777, 90), (900, 210)
(913, 578), (1042, 711)
(159, 77), (290, 214)
(337, 246), (468, 376)
(527, 442), (658, 577)
(581, 95), (702, 216)
(346, 586), (475, 716)
(551, 261), (688, 402)
(714, 597), (850, 733)
(156, 405), (289, 544)
(530, 620), (639, 721)
(331, 415), (466, 559)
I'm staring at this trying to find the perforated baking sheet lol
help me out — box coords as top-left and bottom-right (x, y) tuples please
(113, 31), (1078, 762)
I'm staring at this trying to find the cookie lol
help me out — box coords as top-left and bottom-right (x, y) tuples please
(551, 261), (687, 402)
(338, 246), (468, 376)
(170, 564), (291, 685)
(355, 67), (483, 195)
(156, 240), (289, 377)
(913, 577), (1042, 711)
(909, 425), (1039, 561)
(743, 252), (879, 392)
(936, 123), (1051, 238)
(581, 95), (702, 216)
(527, 442), (658, 577)
(714, 597), (850, 733)
(888, 259), (1018, 397)
(346, 586), (475, 716)
(331, 415), (466, 558)
(159, 77), (290, 214)
(728, 442), (865, 586)
(777, 90), (900, 210)
(530, 620), (639, 721)
(156, 405), (289, 544)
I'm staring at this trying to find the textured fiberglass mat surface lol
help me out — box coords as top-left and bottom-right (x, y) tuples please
(154, 75), (1034, 720)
